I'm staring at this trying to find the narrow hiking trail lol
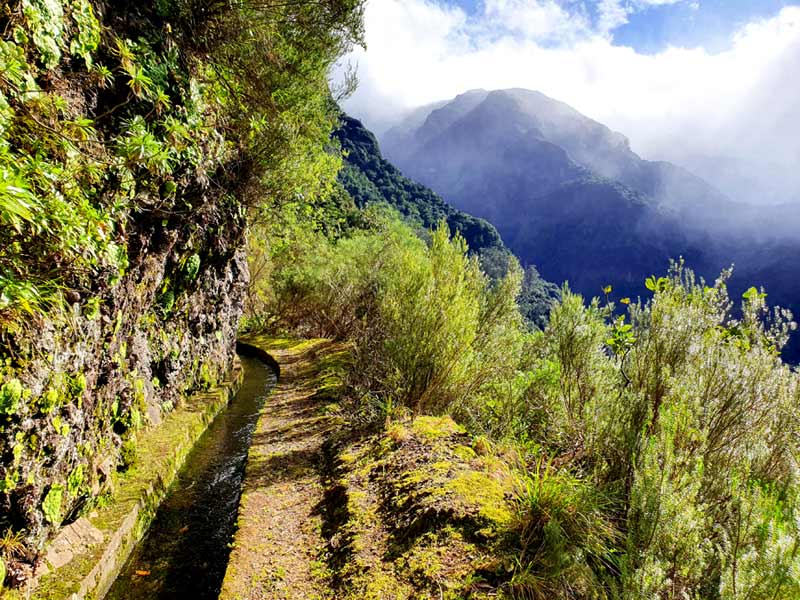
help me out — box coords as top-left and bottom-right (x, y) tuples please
(216, 336), (518, 600)
(219, 338), (347, 600)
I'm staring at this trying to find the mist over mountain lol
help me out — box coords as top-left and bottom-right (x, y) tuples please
(384, 89), (742, 226)
(650, 34), (800, 210)
(381, 88), (800, 359)
(664, 152), (800, 211)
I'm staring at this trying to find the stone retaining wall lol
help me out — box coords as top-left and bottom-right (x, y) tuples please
(25, 360), (243, 600)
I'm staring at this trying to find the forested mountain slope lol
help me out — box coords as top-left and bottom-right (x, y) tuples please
(334, 113), (560, 328)
(335, 114), (504, 253)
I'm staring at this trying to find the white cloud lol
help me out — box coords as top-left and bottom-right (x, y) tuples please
(337, 1), (800, 202)
(484, 0), (589, 40)
(596, 0), (696, 34)
(597, 0), (632, 34)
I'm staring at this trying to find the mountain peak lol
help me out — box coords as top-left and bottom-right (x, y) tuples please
(385, 89), (707, 207)
(380, 87), (744, 234)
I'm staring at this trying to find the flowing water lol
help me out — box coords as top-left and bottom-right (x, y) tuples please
(105, 356), (276, 600)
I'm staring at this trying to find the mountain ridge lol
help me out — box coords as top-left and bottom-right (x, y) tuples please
(383, 88), (740, 223)
(379, 87), (800, 360)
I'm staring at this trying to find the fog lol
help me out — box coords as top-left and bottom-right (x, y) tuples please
(611, 33), (800, 206)
(336, 0), (800, 207)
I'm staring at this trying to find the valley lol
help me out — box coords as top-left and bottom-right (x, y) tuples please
(379, 88), (800, 360)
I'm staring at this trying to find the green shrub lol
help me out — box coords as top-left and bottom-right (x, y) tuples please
(717, 482), (800, 600)
(264, 209), (528, 418)
(507, 462), (618, 599)
(616, 266), (800, 597)
(458, 261), (800, 598)
(376, 221), (524, 414)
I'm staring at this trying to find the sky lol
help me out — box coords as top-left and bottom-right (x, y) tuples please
(337, 0), (800, 204)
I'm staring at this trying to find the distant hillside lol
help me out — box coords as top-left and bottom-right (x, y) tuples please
(334, 113), (560, 328)
(334, 114), (504, 253)
(381, 88), (800, 360)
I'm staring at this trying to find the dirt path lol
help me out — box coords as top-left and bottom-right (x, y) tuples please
(217, 336), (517, 600)
(219, 338), (346, 600)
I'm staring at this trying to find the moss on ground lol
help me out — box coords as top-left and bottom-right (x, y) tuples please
(324, 413), (520, 599)
(410, 415), (467, 440)
(445, 471), (514, 530)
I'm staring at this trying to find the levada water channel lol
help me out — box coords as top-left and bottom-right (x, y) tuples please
(106, 355), (276, 599)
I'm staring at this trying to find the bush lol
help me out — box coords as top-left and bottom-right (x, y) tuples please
(617, 265), (800, 597)
(512, 263), (800, 598)
(507, 461), (618, 599)
(258, 208), (529, 418)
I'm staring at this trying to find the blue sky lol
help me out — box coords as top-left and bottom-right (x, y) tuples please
(450, 0), (798, 53)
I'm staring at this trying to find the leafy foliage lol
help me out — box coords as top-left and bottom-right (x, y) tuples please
(0, 379), (24, 415)
(0, 0), (364, 332)
(41, 485), (63, 525)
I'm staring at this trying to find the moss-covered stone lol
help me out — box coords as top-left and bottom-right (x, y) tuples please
(320, 411), (520, 600)
(453, 444), (477, 461)
(445, 471), (514, 529)
(30, 364), (243, 600)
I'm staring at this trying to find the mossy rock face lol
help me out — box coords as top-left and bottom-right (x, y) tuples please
(0, 0), (256, 583)
(325, 414), (519, 599)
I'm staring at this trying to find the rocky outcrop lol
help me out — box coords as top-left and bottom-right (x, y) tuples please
(0, 0), (250, 583)
(0, 208), (247, 584)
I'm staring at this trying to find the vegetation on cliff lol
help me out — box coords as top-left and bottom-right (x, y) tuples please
(0, 0), (362, 586)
